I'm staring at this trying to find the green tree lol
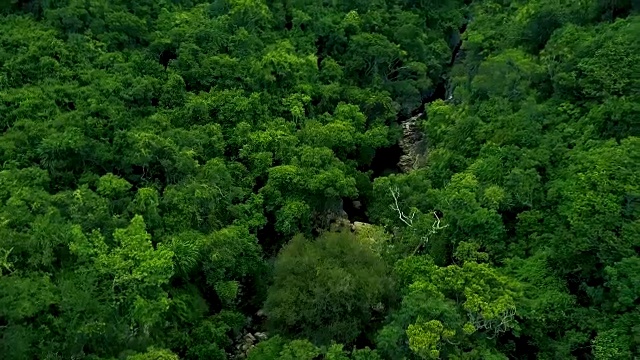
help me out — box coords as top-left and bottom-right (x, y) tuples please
(379, 253), (521, 359)
(264, 231), (394, 345)
(70, 215), (174, 330)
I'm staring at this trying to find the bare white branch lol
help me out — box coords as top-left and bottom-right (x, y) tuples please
(389, 186), (414, 227)
(389, 187), (450, 255)
(432, 211), (448, 232)
(468, 306), (517, 339)
(412, 211), (449, 255)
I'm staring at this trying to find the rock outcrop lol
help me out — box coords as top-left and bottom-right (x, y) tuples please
(398, 112), (427, 173)
(231, 331), (269, 359)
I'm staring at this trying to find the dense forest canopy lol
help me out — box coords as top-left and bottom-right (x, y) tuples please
(0, 0), (638, 359)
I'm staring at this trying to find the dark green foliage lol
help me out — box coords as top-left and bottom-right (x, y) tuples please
(264, 231), (394, 345)
(368, 1), (640, 358)
(0, 0), (638, 358)
(246, 337), (382, 360)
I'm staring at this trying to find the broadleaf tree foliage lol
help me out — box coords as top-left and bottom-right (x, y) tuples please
(0, 0), (638, 359)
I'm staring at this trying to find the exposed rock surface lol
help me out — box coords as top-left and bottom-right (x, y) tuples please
(231, 331), (269, 359)
(396, 22), (468, 174)
(398, 112), (427, 173)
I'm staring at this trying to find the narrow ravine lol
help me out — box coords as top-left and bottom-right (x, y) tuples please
(342, 23), (469, 224)
(396, 22), (468, 174)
